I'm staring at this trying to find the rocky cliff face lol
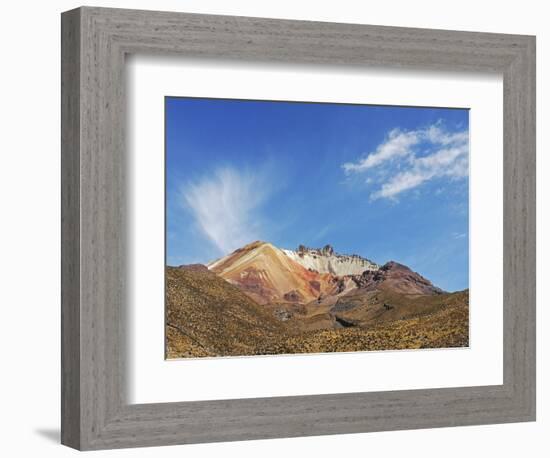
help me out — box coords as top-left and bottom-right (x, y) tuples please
(282, 244), (379, 276)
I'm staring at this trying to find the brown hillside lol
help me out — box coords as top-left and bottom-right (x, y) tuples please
(353, 261), (443, 295)
(166, 266), (287, 358)
(257, 298), (469, 355)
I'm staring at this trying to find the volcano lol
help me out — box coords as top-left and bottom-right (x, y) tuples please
(206, 241), (443, 305)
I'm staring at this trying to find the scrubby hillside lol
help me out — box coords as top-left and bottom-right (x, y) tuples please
(258, 296), (469, 355)
(166, 266), (287, 358)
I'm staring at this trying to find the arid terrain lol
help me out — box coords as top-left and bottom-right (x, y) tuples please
(166, 242), (469, 358)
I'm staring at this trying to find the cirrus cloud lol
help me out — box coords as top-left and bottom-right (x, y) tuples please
(181, 166), (272, 254)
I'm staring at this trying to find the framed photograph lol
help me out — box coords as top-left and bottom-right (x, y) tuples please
(164, 98), (471, 359)
(61, 6), (536, 450)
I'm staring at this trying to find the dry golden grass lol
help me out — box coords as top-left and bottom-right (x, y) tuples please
(257, 298), (469, 355)
(166, 267), (288, 358)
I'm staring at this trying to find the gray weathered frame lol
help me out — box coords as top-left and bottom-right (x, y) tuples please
(61, 6), (536, 451)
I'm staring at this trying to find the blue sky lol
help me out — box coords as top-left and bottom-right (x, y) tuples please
(166, 97), (469, 292)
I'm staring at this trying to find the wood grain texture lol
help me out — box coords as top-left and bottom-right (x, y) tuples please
(60, 7), (81, 449)
(61, 6), (536, 450)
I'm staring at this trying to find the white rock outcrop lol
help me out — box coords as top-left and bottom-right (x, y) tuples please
(282, 244), (379, 276)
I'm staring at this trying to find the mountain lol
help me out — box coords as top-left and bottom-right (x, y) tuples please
(207, 241), (382, 304)
(206, 242), (457, 332)
(207, 241), (346, 304)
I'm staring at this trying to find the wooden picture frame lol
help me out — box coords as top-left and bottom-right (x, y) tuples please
(61, 6), (536, 450)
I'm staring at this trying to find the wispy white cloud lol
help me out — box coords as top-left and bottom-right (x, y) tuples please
(371, 143), (468, 200)
(181, 166), (271, 254)
(342, 124), (469, 200)
(342, 128), (419, 173)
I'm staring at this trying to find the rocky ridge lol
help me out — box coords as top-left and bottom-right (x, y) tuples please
(283, 244), (379, 276)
